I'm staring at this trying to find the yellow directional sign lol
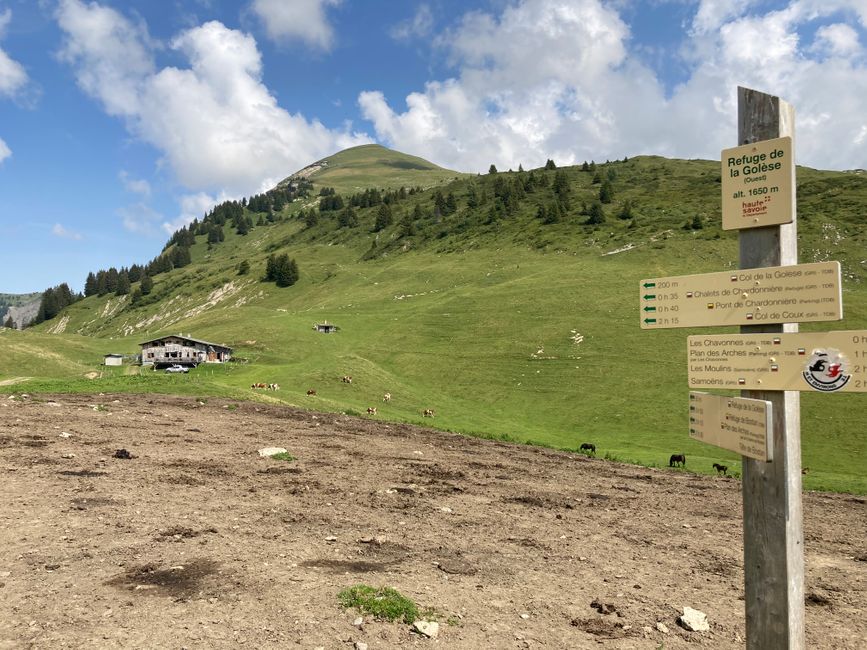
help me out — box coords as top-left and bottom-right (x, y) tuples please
(639, 261), (841, 329)
(689, 392), (773, 461)
(688, 331), (867, 392)
(721, 136), (794, 230)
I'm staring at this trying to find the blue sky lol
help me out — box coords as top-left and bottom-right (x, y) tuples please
(1, 0), (865, 294)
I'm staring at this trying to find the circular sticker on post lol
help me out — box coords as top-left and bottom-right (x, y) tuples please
(803, 349), (850, 392)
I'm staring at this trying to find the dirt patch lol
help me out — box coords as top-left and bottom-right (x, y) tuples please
(1, 392), (865, 649)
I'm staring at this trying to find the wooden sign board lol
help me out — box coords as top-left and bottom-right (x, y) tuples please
(688, 330), (867, 392)
(721, 136), (794, 230)
(689, 392), (773, 461)
(640, 261), (841, 329)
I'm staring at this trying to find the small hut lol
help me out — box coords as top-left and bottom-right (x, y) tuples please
(103, 354), (124, 366)
(314, 322), (338, 334)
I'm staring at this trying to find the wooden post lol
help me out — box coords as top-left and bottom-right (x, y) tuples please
(738, 87), (805, 649)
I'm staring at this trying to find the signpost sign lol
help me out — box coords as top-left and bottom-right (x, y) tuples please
(722, 136), (794, 230)
(689, 392), (773, 461)
(639, 261), (841, 329)
(687, 331), (867, 392)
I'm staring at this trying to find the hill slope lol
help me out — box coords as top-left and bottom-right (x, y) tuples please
(4, 150), (867, 493)
(279, 143), (469, 195)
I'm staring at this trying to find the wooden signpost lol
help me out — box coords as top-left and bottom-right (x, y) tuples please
(638, 87), (859, 649)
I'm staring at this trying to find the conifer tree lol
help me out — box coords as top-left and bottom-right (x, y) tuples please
(140, 274), (153, 295)
(84, 272), (98, 297)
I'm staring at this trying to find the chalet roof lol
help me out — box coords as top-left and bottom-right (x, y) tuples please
(138, 334), (233, 351)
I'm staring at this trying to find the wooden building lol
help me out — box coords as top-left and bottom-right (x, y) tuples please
(139, 335), (232, 368)
(103, 354), (124, 366)
(314, 322), (338, 333)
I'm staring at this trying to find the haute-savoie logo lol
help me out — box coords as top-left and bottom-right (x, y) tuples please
(803, 349), (850, 392)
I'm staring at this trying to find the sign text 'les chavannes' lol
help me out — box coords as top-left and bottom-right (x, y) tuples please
(639, 261), (841, 329)
(687, 331), (867, 393)
(721, 136), (794, 230)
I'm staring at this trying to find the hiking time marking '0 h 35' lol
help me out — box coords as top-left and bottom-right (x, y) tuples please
(639, 261), (842, 329)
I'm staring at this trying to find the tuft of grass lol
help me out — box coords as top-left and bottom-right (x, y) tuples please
(270, 451), (295, 462)
(337, 584), (419, 624)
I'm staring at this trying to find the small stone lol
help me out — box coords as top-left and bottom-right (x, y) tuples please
(412, 620), (439, 638)
(59, 432), (72, 438)
(354, 642), (368, 650)
(325, 536), (337, 542)
(61, 453), (76, 459)
(678, 606), (709, 632)
(440, 507), (453, 513)
(257, 447), (287, 457)
(353, 616), (363, 627)
(519, 613), (530, 620)
(656, 621), (669, 634)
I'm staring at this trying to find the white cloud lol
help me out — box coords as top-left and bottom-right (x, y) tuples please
(360, 0), (867, 172)
(0, 136), (9, 163)
(812, 23), (861, 57)
(162, 191), (228, 235)
(56, 0), (370, 205)
(52, 223), (84, 240)
(119, 170), (151, 196)
(0, 8), (28, 99)
(118, 202), (165, 235)
(390, 4), (434, 42)
(251, 0), (341, 50)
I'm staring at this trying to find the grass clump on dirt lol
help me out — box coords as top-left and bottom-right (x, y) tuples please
(338, 584), (419, 624)
(270, 451), (295, 462)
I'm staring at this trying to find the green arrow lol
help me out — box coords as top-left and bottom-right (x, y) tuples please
(643, 282), (656, 288)
(643, 318), (657, 325)
(643, 294), (656, 300)
(643, 306), (656, 312)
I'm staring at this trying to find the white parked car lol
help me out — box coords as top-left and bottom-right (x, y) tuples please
(165, 364), (189, 373)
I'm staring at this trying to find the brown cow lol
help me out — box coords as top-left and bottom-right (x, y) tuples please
(306, 389), (317, 396)
(366, 407), (377, 415)
(383, 392), (391, 402)
(341, 375), (353, 384)
(423, 408), (435, 417)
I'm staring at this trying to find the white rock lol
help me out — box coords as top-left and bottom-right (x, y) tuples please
(354, 642), (368, 650)
(656, 621), (669, 634)
(59, 432), (72, 438)
(412, 620), (440, 638)
(257, 447), (287, 457)
(679, 606), (709, 632)
(353, 616), (363, 627)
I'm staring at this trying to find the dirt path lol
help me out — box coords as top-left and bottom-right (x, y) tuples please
(1, 393), (864, 649)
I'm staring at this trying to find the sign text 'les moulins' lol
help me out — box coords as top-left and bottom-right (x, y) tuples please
(688, 331), (867, 393)
(721, 136), (794, 230)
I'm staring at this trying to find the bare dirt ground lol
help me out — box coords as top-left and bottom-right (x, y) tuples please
(1, 393), (864, 649)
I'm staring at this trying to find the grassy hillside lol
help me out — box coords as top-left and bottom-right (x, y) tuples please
(280, 144), (470, 195)
(3, 154), (866, 493)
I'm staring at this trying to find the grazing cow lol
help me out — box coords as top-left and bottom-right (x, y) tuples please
(669, 453), (686, 467)
(366, 407), (377, 415)
(306, 389), (317, 396)
(251, 383), (266, 389)
(268, 383), (280, 391)
(341, 375), (353, 384)
(580, 443), (596, 455)
(423, 408), (435, 417)
(712, 463), (728, 476)
(383, 392), (391, 402)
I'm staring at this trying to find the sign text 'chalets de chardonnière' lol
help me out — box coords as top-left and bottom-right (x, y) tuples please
(689, 392), (773, 461)
(688, 331), (867, 393)
(639, 261), (841, 329)
(721, 136), (794, 230)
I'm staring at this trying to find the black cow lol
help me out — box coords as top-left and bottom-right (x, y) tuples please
(580, 443), (596, 455)
(669, 453), (686, 467)
(712, 463), (728, 476)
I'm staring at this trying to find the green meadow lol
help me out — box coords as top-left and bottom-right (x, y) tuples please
(3, 149), (865, 493)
